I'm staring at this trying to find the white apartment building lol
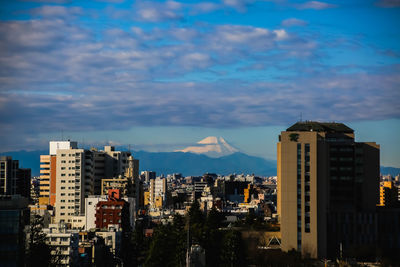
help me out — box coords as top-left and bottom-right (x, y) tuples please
(44, 224), (79, 266)
(55, 148), (93, 223)
(54, 144), (132, 224)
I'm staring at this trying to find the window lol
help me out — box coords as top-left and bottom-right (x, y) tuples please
(61, 154), (66, 157)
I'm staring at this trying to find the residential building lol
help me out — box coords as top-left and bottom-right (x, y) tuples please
(94, 190), (131, 231)
(0, 195), (30, 267)
(141, 171), (156, 184)
(53, 143), (131, 224)
(39, 141), (77, 206)
(149, 177), (167, 209)
(0, 156), (31, 198)
(277, 121), (380, 259)
(44, 223), (79, 266)
(55, 148), (92, 224)
(378, 181), (399, 207)
(86, 193), (135, 231)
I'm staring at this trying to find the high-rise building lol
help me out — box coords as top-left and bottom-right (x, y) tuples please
(55, 147), (91, 223)
(277, 121), (380, 259)
(92, 146), (131, 195)
(0, 156), (31, 198)
(38, 141), (131, 223)
(39, 141), (77, 206)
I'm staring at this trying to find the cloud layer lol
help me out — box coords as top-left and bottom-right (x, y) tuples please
(0, 0), (399, 150)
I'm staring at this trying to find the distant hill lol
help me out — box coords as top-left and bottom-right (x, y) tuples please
(134, 151), (277, 177)
(0, 150), (276, 177)
(2, 149), (399, 178)
(380, 166), (400, 177)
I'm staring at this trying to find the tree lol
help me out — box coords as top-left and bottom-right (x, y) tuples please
(26, 215), (51, 267)
(220, 230), (245, 267)
(145, 215), (186, 267)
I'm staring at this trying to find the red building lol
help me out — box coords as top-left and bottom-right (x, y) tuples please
(94, 189), (130, 230)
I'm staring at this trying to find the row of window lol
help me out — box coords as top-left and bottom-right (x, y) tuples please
(297, 143), (302, 250)
(60, 153), (81, 157)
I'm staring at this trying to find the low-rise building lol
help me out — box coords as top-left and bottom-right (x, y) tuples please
(43, 223), (79, 266)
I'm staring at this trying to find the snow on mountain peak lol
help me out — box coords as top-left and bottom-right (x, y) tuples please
(175, 136), (239, 158)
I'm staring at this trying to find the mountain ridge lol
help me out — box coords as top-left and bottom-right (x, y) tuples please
(175, 136), (239, 158)
(1, 150), (399, 178)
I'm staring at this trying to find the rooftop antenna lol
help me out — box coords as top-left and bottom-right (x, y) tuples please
(61, 129), (64, 141)
(300, 112), (303, 122)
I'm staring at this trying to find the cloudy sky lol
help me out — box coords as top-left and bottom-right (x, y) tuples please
(0, 0), (399, 167)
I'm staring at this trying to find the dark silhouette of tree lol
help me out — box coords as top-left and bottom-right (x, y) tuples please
(145, 215), (186, 267)
(220, 230), (245, 267)
(26, 215), (51, 267)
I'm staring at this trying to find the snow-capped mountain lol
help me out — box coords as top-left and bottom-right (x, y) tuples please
(175, 136), (239, 158)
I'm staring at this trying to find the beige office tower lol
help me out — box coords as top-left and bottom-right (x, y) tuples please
(277, 121), (379, 259)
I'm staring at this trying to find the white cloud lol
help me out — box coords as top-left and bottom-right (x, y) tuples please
(30, 5), (83, 17)
(281, 18), (308, 27)
(134, 1), (184, 22)
(296, 1), (336, 10)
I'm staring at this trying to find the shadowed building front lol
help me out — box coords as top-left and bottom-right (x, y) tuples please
(277, 121), (380, 259)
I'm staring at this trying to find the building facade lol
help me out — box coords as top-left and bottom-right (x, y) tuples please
(277, 121), (380, 259)
(0, 156), (31, 198)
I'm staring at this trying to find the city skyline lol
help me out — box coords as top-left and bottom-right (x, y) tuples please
(0, 0), (399, 167)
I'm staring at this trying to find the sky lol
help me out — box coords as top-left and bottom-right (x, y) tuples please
(0, 0), (399, 167)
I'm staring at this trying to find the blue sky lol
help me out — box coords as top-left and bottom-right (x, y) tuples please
(0, 0), (399, 167)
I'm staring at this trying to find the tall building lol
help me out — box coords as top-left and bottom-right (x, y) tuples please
(0, 156), (31, 198)
(55, 147), (91, 223)
(92, 146), (131, 195)
(39, 141), (77, 206)
(149, 177), (167, 209)
(277, 121), (380, 259)
(39, 141), (131, 223)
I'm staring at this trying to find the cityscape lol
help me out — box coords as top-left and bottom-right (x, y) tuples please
(1, 0), (400, 267)
(1, 121), (400, 266)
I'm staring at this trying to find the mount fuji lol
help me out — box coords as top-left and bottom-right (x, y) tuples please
(175, 136), (239, 158)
